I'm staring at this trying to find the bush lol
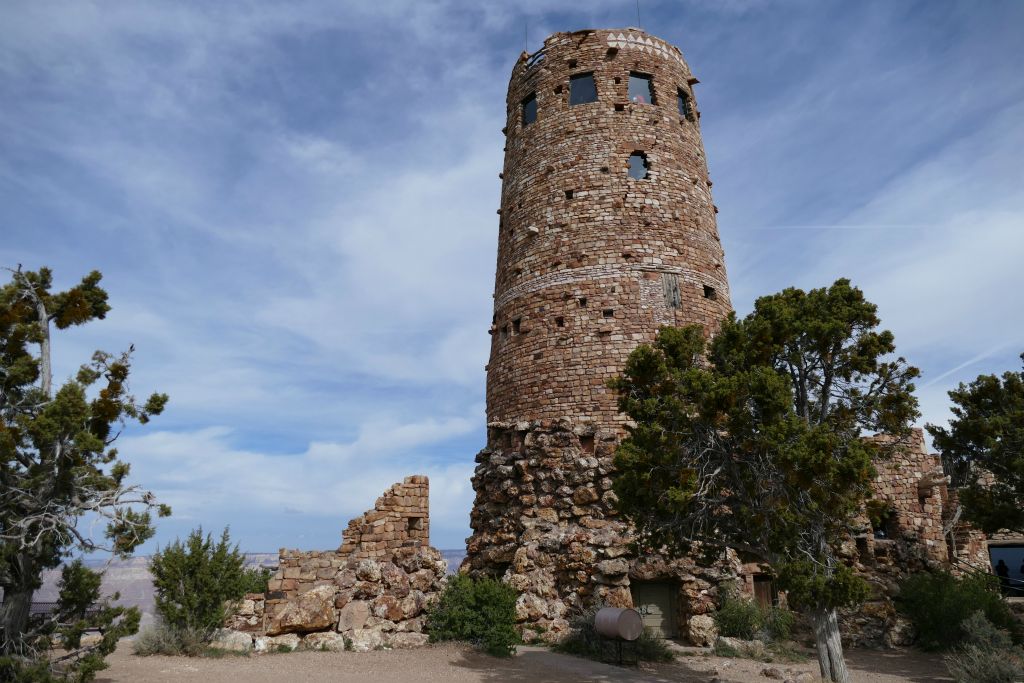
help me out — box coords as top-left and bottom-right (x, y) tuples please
(238, 566), (272, 594)
(132, 622), (208, 657)
(552, 606), (674, 664)
(898, 570), (1020, 650)
(714, 586), (795, 642)
(944, 612), (1024, 683)
(426, 575), (519, 657)
(149, 527), (248, 643)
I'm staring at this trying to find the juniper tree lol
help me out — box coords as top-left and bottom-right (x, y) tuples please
(0, 266), (169, 676)
(927, 354), (1024, 534)
(611, 279), (919, 683)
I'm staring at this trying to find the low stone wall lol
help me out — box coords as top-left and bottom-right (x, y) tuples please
(221, 476), (447, 652)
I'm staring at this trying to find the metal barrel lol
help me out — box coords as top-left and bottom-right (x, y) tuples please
(594, 607), (643, 641)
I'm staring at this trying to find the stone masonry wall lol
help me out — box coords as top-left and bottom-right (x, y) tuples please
(486, 28), (731, 428)
(222, 476), (446, 653)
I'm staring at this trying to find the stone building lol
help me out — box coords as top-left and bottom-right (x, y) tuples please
(462, 27), (1021, 646)
(463, 27), (738, 642)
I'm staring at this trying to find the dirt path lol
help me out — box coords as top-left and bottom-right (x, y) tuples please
(96, 641), (953, 682)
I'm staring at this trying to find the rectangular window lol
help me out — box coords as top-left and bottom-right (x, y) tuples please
(703, 285), (718, 300)
(522, 93), (537, 126)
(629, 73), (654, 104)
(569, 72), (598, 105)
(678, 88), (693, 120)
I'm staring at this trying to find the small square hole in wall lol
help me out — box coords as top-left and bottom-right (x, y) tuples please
(601, 166), (609, 173)
(564, 189), (574, 200)
(501, 324), (509, 340)
(407, 517), (424, 532)
(568, 58), (577, 68)
(703, 285), (718, 300)
(614, 76), (621, 84)
(580, 434), (595, 454)
(577, 297), (587, 308)
(614, 103), (625, 112)
(602, 309), (613, 318)
(554, 85), (563, 94)
(512, 318), (522, 334)
(555, 316), (565, 327)
(533, 352), (543, 360)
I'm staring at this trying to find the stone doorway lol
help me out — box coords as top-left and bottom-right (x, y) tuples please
(753, 574), (776, 609)
(630, 581), (678, 639)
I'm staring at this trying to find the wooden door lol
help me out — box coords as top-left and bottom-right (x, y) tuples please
(630, 582), (677, 638)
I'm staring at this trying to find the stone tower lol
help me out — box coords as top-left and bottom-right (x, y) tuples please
(464, 28), (735, 640)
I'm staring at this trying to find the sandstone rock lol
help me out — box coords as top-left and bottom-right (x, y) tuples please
(348, 627), (384, 652)
(372, 595), (404, 622)
(266, 584), (336, 635)
(356, 559), (381, 582)
(338, 599), (371, 632)
(237, 599), (256, 617)
(210, 628), (253, 652)
(255, 633), (301, 652)
(760, 666), (784, 680)
(384, 632), (429, 649)
(687, 614), (718, 647)
(302, 631), (348, 652)
(515, 592), (548, 622)
(409, 568), (436, 592)
(400, 591), (427, 620)
(380, 562), (411, 597)
(595, 558), (628, 575)
(335, 568), (357, 589)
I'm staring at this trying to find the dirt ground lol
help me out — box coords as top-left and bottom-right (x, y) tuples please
(96, 640), (953, 683)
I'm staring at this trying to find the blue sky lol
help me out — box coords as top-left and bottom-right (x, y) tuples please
(2, 0), (1022, 553)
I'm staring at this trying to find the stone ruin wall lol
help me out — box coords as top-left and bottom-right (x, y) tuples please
(223, 476), (446, 653)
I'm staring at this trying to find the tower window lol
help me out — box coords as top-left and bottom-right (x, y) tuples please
(678, 88), (694, 120)
(500, 324), (509, 340)
(602, 309), (614, 318)
(703, 285), (718, 300)
(628, 152), (649, 180)
(564, 189), (574, 200)
(629, 73), (655, 104)
(577, 297), (587, 308)
(512, 318), (522, 334)
(555, 316), (565, 327)
(522, 93), (537, 126)
(569, 72), (598, 105)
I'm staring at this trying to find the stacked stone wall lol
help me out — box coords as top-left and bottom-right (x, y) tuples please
(222, 476), (445, 653)
(486, 28), (731, 428)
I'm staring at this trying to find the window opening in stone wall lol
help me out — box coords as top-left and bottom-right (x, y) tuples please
(580, 434), (595, 454)
(629, 72), (655, 104)
(555, 316), (565, 327)
(512, 318), (522, 334)
(662, 273), (681, 309)
(703, 285), (717, 300)
(569, 72), (598, 105)
(628, 152), (649, 180)
(501, 324), (509, 340)
(602, 309), (614, 318)
(522, 93), (537, 126)
(577, 297), (587, 308)
(678, 88), (694, 120)
(407, 517), (423, 532)
(988, 544), (1024, 597)
(564, 189), (574, 199)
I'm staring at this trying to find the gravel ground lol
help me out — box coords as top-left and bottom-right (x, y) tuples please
(96, 641), (953, 682)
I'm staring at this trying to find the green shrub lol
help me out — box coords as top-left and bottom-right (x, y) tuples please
(238, 566), (272, 594)
(132, 622), (208, 657)
(897, 570), (1020, 650)
(553, 607), (674, 664)
(944, 612), (1024, 683)
(426, 574), (519, 657)
(713, 585), (795, 642)
(149, 527), (248, 643)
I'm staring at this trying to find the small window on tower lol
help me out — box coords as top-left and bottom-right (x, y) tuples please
(678, 88), (694, 120)
(629, 72), (655, 104)
(569, 72), (598, 105)
(703, 285), (718, 300)
(512, 318), (522, 334)
(628, 152), (649, 180)
(522, 93), (537, 126)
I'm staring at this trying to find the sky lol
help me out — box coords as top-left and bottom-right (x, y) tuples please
(1, 0), (1022, 554)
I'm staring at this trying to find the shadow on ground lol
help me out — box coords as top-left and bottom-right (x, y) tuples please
(451, 645), (710, 682)
(844, 648), (953, 683)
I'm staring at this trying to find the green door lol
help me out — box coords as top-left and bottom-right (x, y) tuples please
(630, 582), (677, 638)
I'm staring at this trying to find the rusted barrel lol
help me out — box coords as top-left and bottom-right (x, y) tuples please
(594, 607), (643, 641)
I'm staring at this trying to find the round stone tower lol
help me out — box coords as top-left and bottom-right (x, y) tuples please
(465, 28), (737, 641)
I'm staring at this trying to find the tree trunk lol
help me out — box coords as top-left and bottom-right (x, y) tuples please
(813, 607), (850, 683)
(0, 552), (35, 655)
